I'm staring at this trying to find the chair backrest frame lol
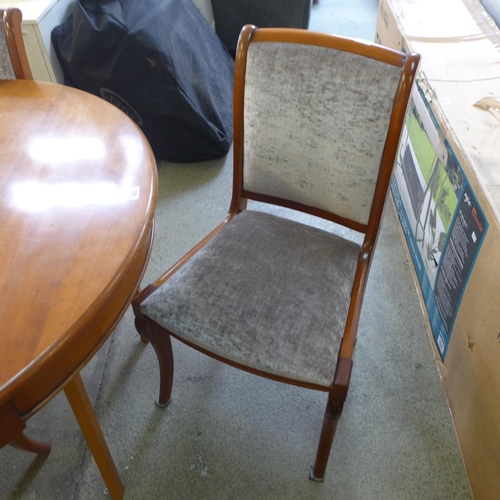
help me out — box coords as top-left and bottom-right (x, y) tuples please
(138, 25), (420, 367)
(231, 25), (420, 359)
(1, 8), (33, 80)
(232, 26), (419, 228)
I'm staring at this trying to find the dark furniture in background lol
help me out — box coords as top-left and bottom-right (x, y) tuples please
(211, 0), (312, 56)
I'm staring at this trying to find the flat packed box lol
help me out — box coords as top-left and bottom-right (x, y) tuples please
(376, 0), (500, 498)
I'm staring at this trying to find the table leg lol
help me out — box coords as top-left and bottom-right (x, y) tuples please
(11, 432), (52, 454)
(64, 373), (124, 500)
(1, 401), (51, 453)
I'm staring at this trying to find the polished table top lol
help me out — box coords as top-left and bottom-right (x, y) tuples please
(0, 79), (157, 416)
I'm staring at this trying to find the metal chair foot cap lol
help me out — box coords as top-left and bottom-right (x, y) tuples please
(155, 398), (172, 409)
(309, 466), (325, 482)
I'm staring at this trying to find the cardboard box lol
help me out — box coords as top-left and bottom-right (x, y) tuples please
(376, 1), (500, 498)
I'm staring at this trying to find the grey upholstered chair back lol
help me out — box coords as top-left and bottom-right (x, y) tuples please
(0, 17), (16, 79)
(242, 41), (403, 226)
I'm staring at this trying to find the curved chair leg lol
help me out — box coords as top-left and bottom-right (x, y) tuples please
(133, 309), (150, 344)
(132, 287), (149, 343)
(133, 304), (174, 408)
(11, 432), (52, 454)
(150, 322), (174, 408)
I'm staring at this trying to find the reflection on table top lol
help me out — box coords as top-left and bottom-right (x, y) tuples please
(0, 79), (157, 407)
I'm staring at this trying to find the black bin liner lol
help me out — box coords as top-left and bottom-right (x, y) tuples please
(52, 0), (234, 162)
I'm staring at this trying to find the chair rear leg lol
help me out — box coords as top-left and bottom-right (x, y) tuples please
(133, 305), (174, 408)
(310, 357), (352, 481)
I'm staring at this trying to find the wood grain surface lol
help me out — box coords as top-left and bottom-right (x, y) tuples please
(0, 79), (157, 418)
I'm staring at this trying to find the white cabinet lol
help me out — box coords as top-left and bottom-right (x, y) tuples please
(192, 0), (215, 28)
(0, 0), (74, 83)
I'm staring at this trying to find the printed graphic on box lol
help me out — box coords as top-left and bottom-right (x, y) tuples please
(391, 84), (488, 359)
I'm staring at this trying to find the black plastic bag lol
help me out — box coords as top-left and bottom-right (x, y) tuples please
(52, 0), (234, 162)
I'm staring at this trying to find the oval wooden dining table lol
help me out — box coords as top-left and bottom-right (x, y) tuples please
(0, 79), (158, 499)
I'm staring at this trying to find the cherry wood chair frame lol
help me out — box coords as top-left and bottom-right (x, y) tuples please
(1, 8), (33, 80)
(133, 25), (420, 481)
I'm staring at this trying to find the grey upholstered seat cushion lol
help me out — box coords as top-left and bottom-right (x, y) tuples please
(141, 210), (361, 387)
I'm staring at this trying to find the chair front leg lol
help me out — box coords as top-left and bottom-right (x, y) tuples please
(133, 304), (174, 408)
(133, 297), (153, 344)
(149, 321), (174, 408)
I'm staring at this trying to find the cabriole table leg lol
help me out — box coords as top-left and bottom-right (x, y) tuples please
(11, 432), (52, 454)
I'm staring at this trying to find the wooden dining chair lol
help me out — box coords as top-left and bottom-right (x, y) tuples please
(0, 7), (33, 80)
(132, 25), (420, 481)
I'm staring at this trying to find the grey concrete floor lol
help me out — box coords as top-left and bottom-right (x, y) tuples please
(0, 1), (472, 499)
